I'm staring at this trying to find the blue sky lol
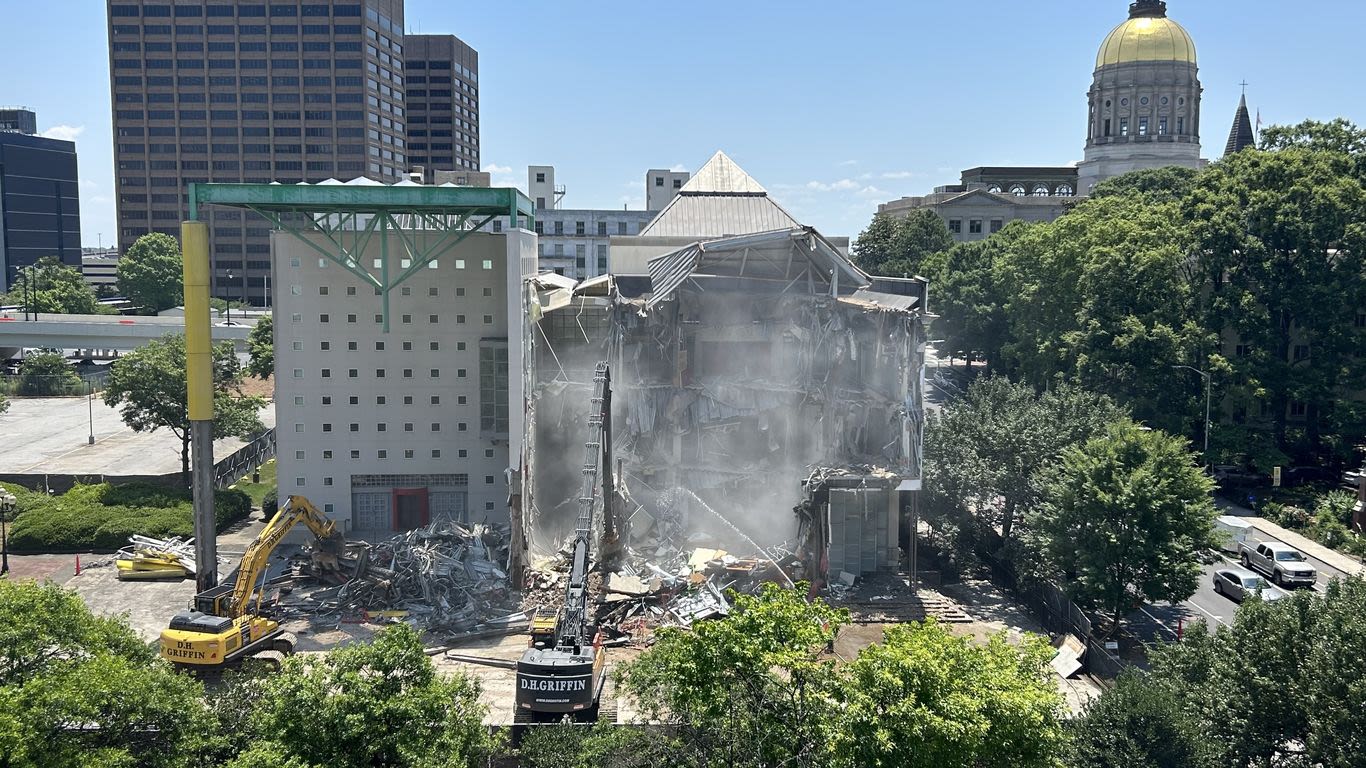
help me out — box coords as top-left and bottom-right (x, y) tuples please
(6, 0), (1364, 247)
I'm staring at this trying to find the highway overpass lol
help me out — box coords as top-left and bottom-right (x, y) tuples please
(0, 311), (254, 359)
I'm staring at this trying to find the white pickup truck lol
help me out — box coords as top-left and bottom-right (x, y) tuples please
(1238, 540), (1318, 588)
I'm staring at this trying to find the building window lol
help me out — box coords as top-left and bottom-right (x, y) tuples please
(1177, 116), (1185, 135)
(378, 450), (387, 459)
(350, 423), (359, 432)
(989, 219), (1004, 233)
(431, 423), (441, 432)
(323, 450), (332, 459)
(295, 477), (305, 487)
(1056, 184), (1074, 197)
(1159, 117), (1168, 135)
(295, 451), (305, 460)
(321, 368), (331, 378)
(948, 219), (962, 234)
(292, 368), (304, 378)
(1009, 185), (1025, 197)
(294, 396), (305, 405)
(404, 450), (415, 459)
(482, 314), (493, 325)
(1104, 118), (1111, 137)
(350, 450), (360, 459)
(432, 450), (441, 459)
(1138, 117), (1149, 137)
(1031, 184), (1049, 197)
(430, 369), (440, 378)
(404, 422), (414, 432)
(431, 395), (440, 405)
(969, 220), (983, 234)
(480, 343), (509, 434)
(322, 423), (333, 432)
(348, 341), (358, 351)
(377, 423), (387, 432)
(485, 449), (495, 458)
(1120, 119), (1129, 137)
(323, 477), (333, 486)
(322, 396), (332, 405)
(458, 450), (467, 458)
(485, 475), (495, 484)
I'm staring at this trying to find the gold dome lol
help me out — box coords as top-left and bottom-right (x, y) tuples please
(1096, 15), (1197, 68)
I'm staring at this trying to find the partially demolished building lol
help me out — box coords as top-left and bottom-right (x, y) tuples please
(516, 153), (929, 590)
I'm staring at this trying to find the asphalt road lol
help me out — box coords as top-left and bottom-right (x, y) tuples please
(1128, 529), (1348, 644)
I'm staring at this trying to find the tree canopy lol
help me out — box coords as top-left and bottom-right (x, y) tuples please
(118, 233), (184, 313)
(246, 314), (274, 380)
(103, 333), (265, 483)
(17, 350), (83, 396)
(1031, 420), (1216, 627)
(1, 256), (108, 315)
(851, 209), (954, 278)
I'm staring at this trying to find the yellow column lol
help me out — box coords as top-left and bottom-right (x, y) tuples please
(182, 220), (218, 591)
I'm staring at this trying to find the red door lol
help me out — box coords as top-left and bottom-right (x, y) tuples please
(392, 488), (429, 530)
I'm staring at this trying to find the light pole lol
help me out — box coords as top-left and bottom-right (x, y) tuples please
(1173, 365), (1211, 464)
(87, 378), (95, 445)
(0, 486), (14, 576)
(225, 270), (233, 326)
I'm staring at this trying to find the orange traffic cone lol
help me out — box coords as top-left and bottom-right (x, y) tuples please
(75, 554), (81, 575)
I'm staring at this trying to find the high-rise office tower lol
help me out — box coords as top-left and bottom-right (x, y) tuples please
(402, 34), (479, 183)
(107, 0), (409, 305)
(0, 108), (82, 290)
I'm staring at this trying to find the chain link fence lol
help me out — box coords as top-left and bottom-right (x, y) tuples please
(0, 369), (109, 398)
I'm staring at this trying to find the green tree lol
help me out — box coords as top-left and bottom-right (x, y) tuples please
(619, 584), (846, 768)
(996, 194), (1211, 432)
(0, 581), (214, 768)
(1089, 166), (1200, 204)
(103, 334), (265, 485)
(118, 232), (184, 313)
(0, 390), (8, 416)
(1185, 136), (1366, 459)
(1032, 421), (1215, 630)
(246, 314), (274, 380)
(17, 350), (82, 396)
(242, 624), (497, 768)
(851, 210), (953, 278)
(1066, 672), (1209, 768)
(518, 721), (685, 768)
(1259, 117), (1366, 160)
(3, 256), (107, 315)
(837, 620), (1066, 768)
(924, 376), (1127, 549)
(931, 223), (1026, 369)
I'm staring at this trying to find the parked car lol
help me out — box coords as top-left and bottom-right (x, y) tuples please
(1238, 540), (1318, 588)
(1212, 465), (1263, 488)
(1214, 567), (1288, 603)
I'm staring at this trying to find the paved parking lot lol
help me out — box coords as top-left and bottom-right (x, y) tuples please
(0, 396), (273, 477)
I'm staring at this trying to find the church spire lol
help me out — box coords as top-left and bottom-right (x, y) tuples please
(1224, 91), (1256, 156)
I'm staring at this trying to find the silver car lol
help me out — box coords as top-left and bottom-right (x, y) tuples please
(1214, 566), (1288, 603)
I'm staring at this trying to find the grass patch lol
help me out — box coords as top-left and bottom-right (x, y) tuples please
(231, 458), (276, 511)
(5, 482), (251, 554)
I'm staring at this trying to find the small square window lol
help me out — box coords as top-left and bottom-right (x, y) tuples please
(482, 259), (493, 270)
(350, 450), (360, 459)
(349, 395), (359, 405)
(321, 341), (330, 350)
(346, 286), (357, 296)
(377, 423), (386, 432)
(319, 286), (329, 295)
(482, 314), (493, 324)
(403, 368), (413, 378)
(401, 286), (411, 296)
(430, 369), (440, 378)
(404, 449), (415, 459)
(454, 259), (466, 269)
(484, 449), (494, 458)
(377, 449), (387, 459)
(458, 422), (467, 432)
(429, 287), (438, 296)
(431, 423), (441, 432)
(456, 314), (466, 324)
(485, 501), (496, 511)
(320, 313), (330, 323)
(458, 449), (468, 458)
(324, 503), (334, 514)
(483, 287), (492, 297)
(290, 285), (302, 296)
(296, 477), (306, 486)
(322, 423), (333, 432)
(432, 449), (441, 458)
(458, 395), (467, 405)
(295, 450), (305, 460)
(322, 450), (333, 459)
(375, 314), (383, 323)
(429, 314), (438, 323)
(457, 368), (467, 378)
(404, 422), (414, 431)
(348, 369), (358, 378)
(292, 341), (302, 351)
(293, 368), (304, 378)
(322, 396), (332, 405)
(323, 477), (333, 486)
(431, 395), (440, 405)
(455, 287), (465, 297)
(321, 368), (331, 378)
(403, 395), (414, 405)
(376, 369), (386, 378)
(349, 423), (359, 432)
(348, 341), (358, 350)
(401, 314), (412, 324)
(375, 341), (385, 350)
(294, 396), (305, 405)
(294, 423), (304, 433)
(457, 342), (466, 351)
(429, 341), (439, 351)
(403, 341), (413, 351)
(376, 395), (386, 405)
(485, 475), (494, 484)
(291, 313), (302, 323)
(347, 313), (357, 323)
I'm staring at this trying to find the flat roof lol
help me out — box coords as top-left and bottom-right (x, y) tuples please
(189, 181), (535, 222)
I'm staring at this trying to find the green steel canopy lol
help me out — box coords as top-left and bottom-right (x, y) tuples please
(187, 182), (535, 330)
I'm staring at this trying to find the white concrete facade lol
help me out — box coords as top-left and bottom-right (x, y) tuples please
(534, 209), (656, 279)
(645, 169), (689, 211)
(271, 228), (534, 533)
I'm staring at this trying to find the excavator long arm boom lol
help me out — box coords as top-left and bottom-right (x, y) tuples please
(228, 495), (340, 618)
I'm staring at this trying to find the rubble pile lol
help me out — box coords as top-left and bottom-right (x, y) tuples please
(294, 521), (524, 637)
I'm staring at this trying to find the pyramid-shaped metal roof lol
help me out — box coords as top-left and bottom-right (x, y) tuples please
(679, 151), (767, 194)
(639, 151), (801, 238)
(1224, 94), (1256, 156)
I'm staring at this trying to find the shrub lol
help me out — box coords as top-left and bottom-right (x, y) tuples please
(6, 482), (253, 553)
(262, 488), (278, 517)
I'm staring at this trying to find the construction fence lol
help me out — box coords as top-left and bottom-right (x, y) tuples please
(213, 428), (276, 489)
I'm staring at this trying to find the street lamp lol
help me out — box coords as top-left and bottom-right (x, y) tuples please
(225, 270), (233, 326)
(0, 486), (15, 576)
(1173, 365), (1212, 465)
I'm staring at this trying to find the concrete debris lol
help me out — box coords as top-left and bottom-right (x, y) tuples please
(291, 520), (523, 637)
(115, 534), (214, 580)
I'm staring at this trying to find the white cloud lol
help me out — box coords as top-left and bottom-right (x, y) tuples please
(838, 159), (859, 167)
(880, 171), (917, 179)
(481, 163), (513, 174)
(669, 163), (689, 173)
(806, 179), (862, 192)
(40, 124), (85, 142)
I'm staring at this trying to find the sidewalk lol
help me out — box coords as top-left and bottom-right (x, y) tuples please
(1216, 498), (1365, 577)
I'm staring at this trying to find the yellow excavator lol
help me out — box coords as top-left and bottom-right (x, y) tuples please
(159, 494), (348, 672)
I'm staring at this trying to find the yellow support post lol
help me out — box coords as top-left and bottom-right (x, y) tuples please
(182, 220), (218, 592)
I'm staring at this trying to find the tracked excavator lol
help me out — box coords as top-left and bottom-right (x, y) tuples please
(160, 494), (349, 672)
(515, 361), (616, 721)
